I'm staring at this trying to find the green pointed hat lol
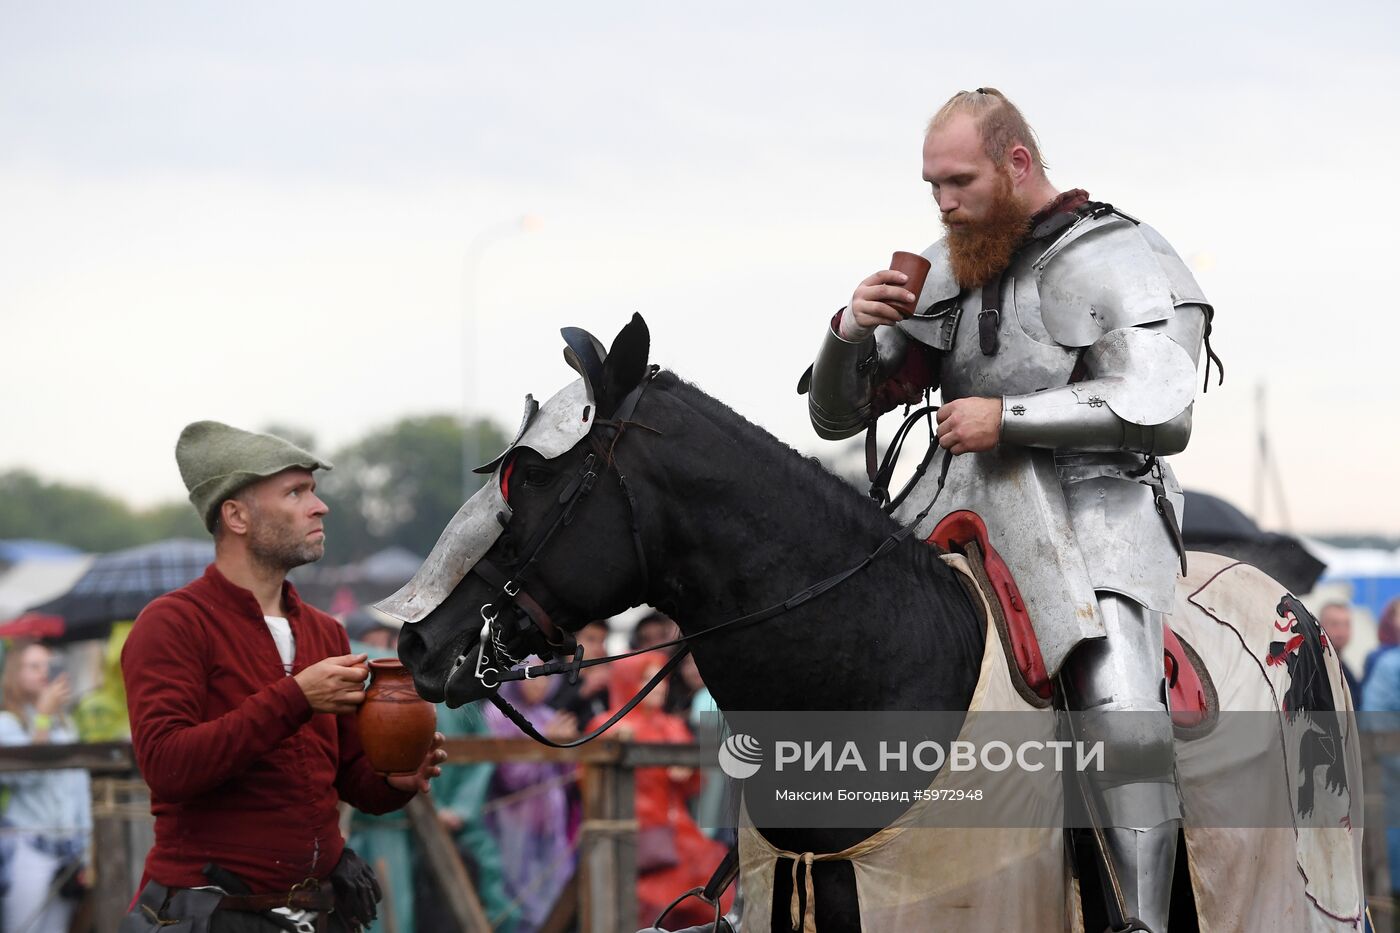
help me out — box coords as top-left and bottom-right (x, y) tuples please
(176, 421), (333, 532)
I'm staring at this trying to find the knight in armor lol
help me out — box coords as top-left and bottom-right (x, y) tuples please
(803, 88), (1216, 932)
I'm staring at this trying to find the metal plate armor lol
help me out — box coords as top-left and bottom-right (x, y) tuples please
(816, 209), (1211, 675)
(376, 377), (595, 626)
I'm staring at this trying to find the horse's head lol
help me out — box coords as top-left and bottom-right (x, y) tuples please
(383, 314), (657, 706)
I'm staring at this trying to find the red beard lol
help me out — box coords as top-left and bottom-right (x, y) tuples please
(943, 170), (1032, 289)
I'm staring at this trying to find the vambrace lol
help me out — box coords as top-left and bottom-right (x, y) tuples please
(1000, 388), (1194, 456)
(806, 314), (910, 440)
(1000, 306), (1206, 456)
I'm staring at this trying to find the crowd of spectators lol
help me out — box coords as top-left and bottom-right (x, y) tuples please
(0, 639), (91, 933)
(0, 607), (724, 933)
(1359, 597), (1400, 906)
(13, 594), (1399, 929)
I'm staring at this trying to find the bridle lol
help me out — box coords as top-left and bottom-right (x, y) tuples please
(450, 366), (952, 749)
(440, 366), (664, 744)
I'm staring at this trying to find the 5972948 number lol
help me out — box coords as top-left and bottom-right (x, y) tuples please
(913, 788), (983, 802)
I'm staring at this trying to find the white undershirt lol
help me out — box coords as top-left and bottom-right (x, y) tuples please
(264, 615), (296, 675)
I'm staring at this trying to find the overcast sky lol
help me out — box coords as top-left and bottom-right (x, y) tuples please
(2, 1), (1397, 535)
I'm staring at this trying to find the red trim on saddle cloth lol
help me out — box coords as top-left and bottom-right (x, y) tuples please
(928, 510), (1211, 723)
(929, 511), (1052, 699)
(1163, 624), (1209, 728)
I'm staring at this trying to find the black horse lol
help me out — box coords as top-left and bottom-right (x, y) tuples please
(396, 314), (990, 929)
(395, 313), (1374, 931)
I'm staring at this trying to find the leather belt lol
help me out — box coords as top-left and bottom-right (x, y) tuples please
(216, 887), (335, 912)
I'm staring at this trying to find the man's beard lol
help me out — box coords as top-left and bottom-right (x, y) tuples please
(943, 170), (1032, 289)
(247, 513), (324, 572)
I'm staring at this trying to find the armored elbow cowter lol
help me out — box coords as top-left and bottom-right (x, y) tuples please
(805, 317), (910, 440)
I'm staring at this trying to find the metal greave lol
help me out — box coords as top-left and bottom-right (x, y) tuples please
(1061, 592), (1181, 932)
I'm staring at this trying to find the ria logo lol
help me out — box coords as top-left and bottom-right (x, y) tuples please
(718, 733), (764, 779)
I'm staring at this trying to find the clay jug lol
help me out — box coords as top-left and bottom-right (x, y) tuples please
(357, 659), (437, 776)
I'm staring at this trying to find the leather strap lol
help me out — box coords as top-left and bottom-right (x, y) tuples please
(1154, 491), (1189, 578)
(979, 197), (1106, 361)
(1201, 308), (1225, 392)
(864, 420), (880, 485)
(472, 557), (559, 644)
(978, 270), (1004, 356)
(489, 646), (690, 749)
(868, 403), (939, 508)
(217, 888), (334, 912)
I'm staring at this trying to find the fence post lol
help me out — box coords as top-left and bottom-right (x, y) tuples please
(577, 746), (636, 933)
(403, 793), (492, 931)
(91, 777), (131, 933)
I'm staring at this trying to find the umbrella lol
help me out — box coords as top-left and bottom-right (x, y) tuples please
(29, 538), (214, 642)
(1181, 490), (1327, 595)
(294, 546), (425, 610)
(350, 547), (425, 586)
(326, 546), (425, 588)
(0, 613), (65, 640)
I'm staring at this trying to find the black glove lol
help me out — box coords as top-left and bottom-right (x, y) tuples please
(328, 847), (381, 929)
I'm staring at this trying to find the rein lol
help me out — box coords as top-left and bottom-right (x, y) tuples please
(868, 403), (940, 512)
(471, 373), (955, 749)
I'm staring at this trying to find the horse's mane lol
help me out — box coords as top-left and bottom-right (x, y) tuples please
(652, 369), (901, 536)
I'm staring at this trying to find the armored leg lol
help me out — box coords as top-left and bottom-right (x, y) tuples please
(1060, 592), (1180, 933)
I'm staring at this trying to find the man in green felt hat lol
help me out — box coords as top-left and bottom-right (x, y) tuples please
(119, 422), (447, 932)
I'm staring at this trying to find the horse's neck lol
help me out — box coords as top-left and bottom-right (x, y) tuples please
(642, 383), (985, 713)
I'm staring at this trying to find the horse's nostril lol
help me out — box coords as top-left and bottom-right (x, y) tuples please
(396, 625), (422, 667)
(395, 626), (445, 702)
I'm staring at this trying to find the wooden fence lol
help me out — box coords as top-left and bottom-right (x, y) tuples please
(4, 734), (1400, 931)
(0, 737), (711, 933)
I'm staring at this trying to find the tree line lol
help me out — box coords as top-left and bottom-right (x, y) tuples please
(0, 415), (510, 565)
(11, 419), (1378, 564)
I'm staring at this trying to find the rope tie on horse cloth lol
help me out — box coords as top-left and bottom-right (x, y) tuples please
(743, 552), (999, 933)
(763, 841), (889, 933)
(791, 852), (817, 933)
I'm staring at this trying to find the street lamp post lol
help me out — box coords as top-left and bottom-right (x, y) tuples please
(461, 215), (540, 500)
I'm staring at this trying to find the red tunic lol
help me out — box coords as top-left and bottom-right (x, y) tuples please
(122, 564), (413, 894)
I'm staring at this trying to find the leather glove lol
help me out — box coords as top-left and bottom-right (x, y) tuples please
(328, 847), (381, 929)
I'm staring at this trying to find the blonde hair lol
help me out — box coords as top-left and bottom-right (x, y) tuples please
(929, 87), (1047, 171)
(1, 639), (54, 731)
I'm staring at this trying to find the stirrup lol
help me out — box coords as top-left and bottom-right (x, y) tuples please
(1107, 919), (1153, 933)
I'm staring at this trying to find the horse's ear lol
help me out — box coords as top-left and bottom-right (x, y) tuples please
(598, 313), (650, 417)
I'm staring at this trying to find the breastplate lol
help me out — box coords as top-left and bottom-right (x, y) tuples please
(936, 254), (1081, 402)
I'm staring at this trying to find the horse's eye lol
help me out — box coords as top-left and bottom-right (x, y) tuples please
(524, 467), (553, 487)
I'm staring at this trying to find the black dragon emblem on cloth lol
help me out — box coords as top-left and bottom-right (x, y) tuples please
(1267, 594), (1348, 819)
